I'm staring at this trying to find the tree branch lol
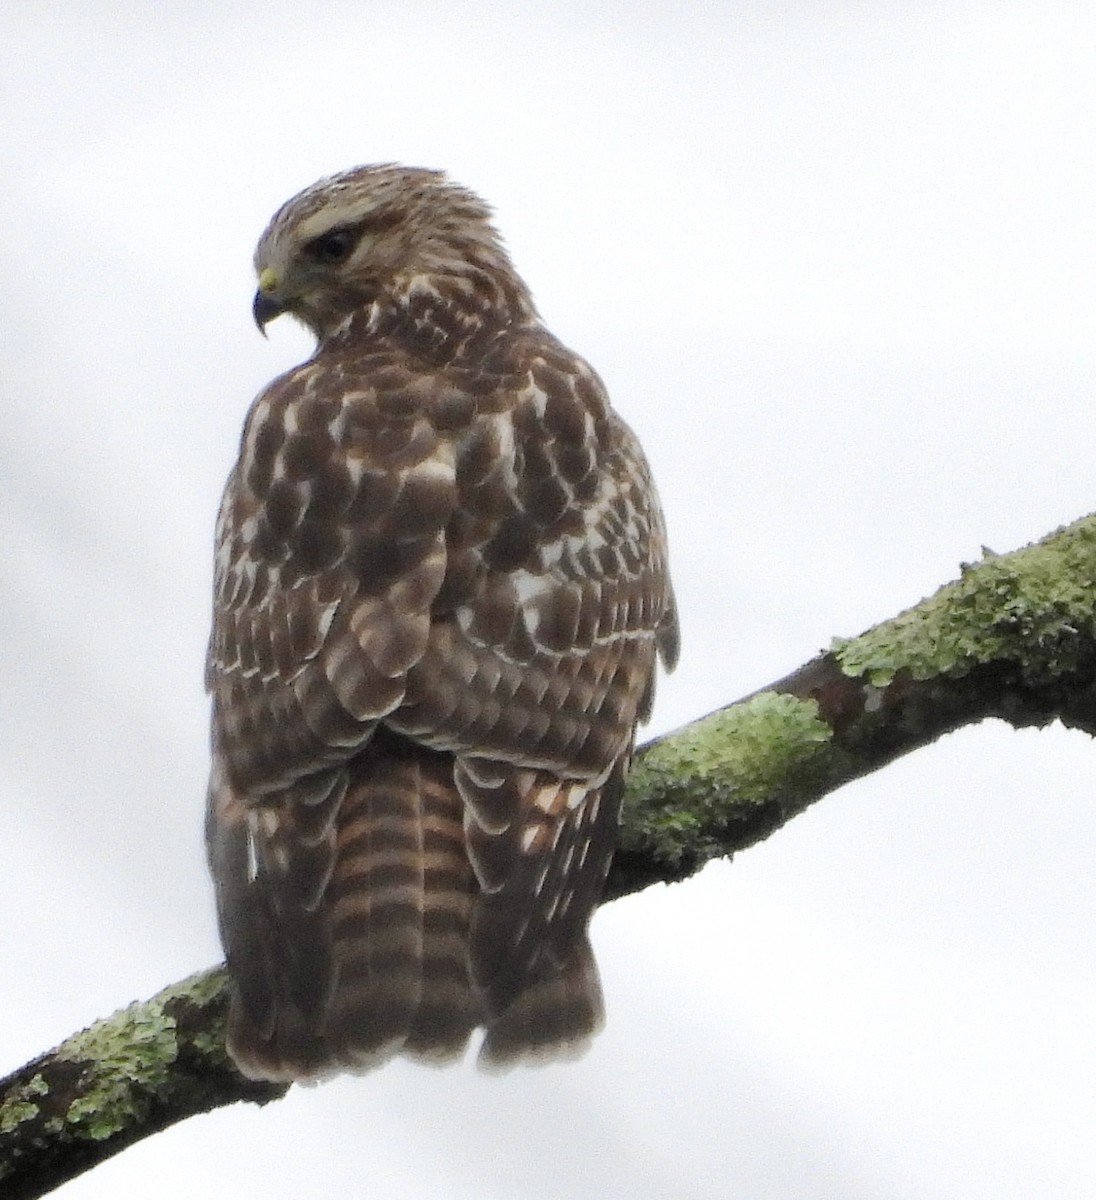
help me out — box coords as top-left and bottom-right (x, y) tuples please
(5, 512), (1096, 1198)
(0, 971), (285, 1200)
(610, 512), (1096, 896)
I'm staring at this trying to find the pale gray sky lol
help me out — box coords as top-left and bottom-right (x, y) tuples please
(3, 3), (1096, 1197)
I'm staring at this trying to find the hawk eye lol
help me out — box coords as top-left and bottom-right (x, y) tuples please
(302, 227), (358, 264)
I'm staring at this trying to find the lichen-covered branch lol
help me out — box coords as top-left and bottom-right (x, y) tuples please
(0, 971), (284, 1200)
(609, 512), (1096, 897)
(5, 512), (1096, 1197)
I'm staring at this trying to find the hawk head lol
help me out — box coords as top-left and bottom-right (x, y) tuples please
(251, 164), (533, 341)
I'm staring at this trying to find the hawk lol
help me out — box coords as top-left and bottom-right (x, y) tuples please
(205, 164), (678, 1081)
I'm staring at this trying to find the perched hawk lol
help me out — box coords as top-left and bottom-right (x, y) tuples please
(205, 164), (678, 1081)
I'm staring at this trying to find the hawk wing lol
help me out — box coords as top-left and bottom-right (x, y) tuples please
(388, 340), (677, 1057)
(207, 330), (677, 1072)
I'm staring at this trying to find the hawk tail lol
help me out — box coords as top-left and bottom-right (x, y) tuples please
(210, 747), (480, 1081)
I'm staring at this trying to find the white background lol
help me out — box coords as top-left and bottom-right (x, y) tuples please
(3, 4), (1096, 1197)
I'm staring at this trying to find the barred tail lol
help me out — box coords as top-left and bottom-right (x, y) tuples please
(209, 743), (480, 1081)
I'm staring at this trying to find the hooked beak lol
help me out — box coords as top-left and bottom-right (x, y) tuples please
(252, 266), (287, 335)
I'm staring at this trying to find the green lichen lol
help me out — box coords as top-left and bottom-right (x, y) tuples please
(58, 999), (179, 1141)
(834, 514), (1096, 687)
(158, 967), (228, 1011)
(0, 1100), (39, 1134)
(158, 967), (232, 1060)
(625, 691), (832, 865)
(0, 1072), (49, 1134)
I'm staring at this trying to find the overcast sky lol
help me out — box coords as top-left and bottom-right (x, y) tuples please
(3, 3), (1096, 1197)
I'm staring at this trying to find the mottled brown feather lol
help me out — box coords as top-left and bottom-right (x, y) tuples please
(206, 163), (677, 1081)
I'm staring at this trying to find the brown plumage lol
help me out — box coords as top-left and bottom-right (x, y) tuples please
(205, 164), (678, 1080)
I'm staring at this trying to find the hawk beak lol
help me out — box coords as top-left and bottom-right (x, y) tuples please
(252, 289), (287, 335)
(253, 266), (286, 336)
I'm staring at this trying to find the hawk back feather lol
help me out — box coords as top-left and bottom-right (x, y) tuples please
(206, 164), (678, 1081)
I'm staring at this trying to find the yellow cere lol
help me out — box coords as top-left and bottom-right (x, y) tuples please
(257, 267), (279, 293)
